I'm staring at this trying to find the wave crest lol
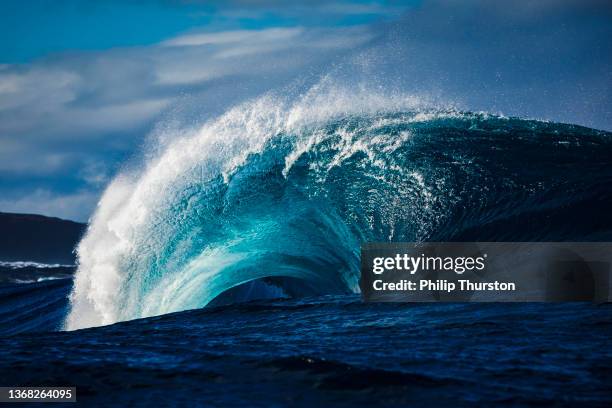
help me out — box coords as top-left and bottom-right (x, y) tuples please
(65, 85), (612, 329)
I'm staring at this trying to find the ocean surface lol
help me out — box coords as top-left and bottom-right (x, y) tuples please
(1, 103), (612, 406)
(0, 282), (610, 407)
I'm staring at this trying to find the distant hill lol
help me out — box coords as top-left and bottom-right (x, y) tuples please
(0, 212), (86, 264)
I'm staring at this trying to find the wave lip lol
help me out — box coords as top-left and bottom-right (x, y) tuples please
(65, 85), (612, 330)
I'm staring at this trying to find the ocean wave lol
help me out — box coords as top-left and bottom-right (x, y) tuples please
(65, 84), (612, 330)
(11, 276), (69, 284)
(0, 261), (75, 269)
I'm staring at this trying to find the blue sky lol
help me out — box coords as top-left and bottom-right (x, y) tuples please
(0, 0), (414, 62)
(0, 0), (610, 221)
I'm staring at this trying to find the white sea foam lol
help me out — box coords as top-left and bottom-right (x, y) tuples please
(0, 261), (74, 269)
(11, 276), (69, 284)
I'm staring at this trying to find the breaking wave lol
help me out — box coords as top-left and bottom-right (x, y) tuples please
(65, 84), (612, 329)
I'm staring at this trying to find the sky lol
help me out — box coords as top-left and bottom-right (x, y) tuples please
(0, 0), (610, 222)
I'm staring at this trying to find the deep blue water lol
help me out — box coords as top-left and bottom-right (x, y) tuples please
(0, 288), (610, 407)
(1, 112), (612, 406)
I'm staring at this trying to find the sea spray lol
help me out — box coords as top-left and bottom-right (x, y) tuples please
(65, 84), (612, 330)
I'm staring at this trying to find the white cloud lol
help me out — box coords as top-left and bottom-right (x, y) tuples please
(0, 26), (373, 136)
(162, 28), (303, 47)
(153, 26), (372, 85)
(0, 68), (80, 111)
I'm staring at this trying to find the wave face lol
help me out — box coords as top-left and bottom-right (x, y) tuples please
(66, 86), (612, 329)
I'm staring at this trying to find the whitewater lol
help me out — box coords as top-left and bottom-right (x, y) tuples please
(65, 81), (612, 330)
